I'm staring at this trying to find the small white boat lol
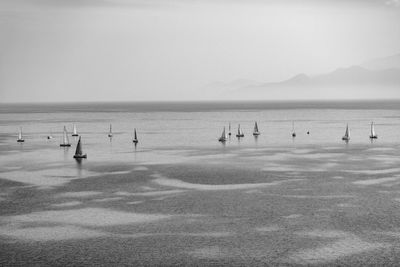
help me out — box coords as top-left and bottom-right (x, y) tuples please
(342, 124), (350, 141)
(73, 136), (87, 159)
(228, 122), (232, 136)
(108, 124), (113, 137)
(60, 126), (71, 147)
(236, 124), (244, 138)
(17, 127), (24, 142)
(253, 121), (260, 136)
(369, 122), (378, 139)
(72, 124), (79, 136)
(218, 127), (228, 142)
(47, 129), (53, 139)
(291, 121), (296, 137)
(132, 128), (139, 144)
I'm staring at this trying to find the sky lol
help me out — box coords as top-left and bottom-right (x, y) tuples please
(0, 0), (399, 102)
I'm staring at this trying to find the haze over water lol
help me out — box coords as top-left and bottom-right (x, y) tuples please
(2, 101), (400, 265)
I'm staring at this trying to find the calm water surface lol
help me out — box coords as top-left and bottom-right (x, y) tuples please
(1, 101), (400, 266)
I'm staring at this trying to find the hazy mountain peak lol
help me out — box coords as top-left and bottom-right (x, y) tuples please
(286, 73), (310, 83)
(361, 53), (400, 70)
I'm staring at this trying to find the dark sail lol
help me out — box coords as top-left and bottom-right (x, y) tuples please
(133, 128), (138, 143)
(75, 137), (82, 155)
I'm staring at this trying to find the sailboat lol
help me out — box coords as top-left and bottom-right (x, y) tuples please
(253, 121), (260, 136)
(73, 136), (87, 158)
(218, 127), (228, 142)
(60, 126), (71, 147)
(132, 128), (139, 144)
(72, 124), (79, 136)
(236, 124), (244, 138)
(342, 124), (350, 141)
(369, 122), (378, 139)
(291, 121), (296, 137)
(17, 127), (24, 142)
(228, 122), (232, 136)
(108, 124), (113, 137)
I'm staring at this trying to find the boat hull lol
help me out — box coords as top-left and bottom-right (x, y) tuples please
(342, 137), (350, 141)
(253, 132), (260, 136)
(60, 144), (71, 147)
(72, 134), (79, 137)
(133, 140), (139, 144)
(17, 139), (24, 142)
(73, 154), (87, 159)
(369, 135), (378, 139)
(236, 134), (244, 138)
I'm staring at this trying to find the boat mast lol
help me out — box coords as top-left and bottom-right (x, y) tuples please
(63, 126), (69, 144)
(371, 122), (375, 136)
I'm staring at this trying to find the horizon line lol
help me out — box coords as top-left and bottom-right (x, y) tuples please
(2, 98), (400, 105)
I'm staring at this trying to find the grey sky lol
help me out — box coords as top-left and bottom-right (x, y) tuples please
(0, 0), (399, 102)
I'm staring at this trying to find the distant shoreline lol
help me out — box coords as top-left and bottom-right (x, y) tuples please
(1, 100), (400, 113)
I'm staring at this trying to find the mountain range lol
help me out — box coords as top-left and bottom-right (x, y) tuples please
(213, 53), (400, 100)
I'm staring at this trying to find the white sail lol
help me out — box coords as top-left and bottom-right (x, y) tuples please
(17, 127), (25, 142)
(73, 124), (77, 135)
(370, 122), (378, 139)
(63, 126), (70, 144)
(236, 124), (244, 137)
(222, 127), (227, 139)
(342, 124), (350, 141)
(218, 127), (228, 142)
(371, 122), (375, 136)
(345, 124), (350, 138)
(228, 122), (231, 135)
(219, 127), (227, 142)
(253, 121), (260, 135)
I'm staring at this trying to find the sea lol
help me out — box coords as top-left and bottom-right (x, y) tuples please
(1, 100), (400, 266)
